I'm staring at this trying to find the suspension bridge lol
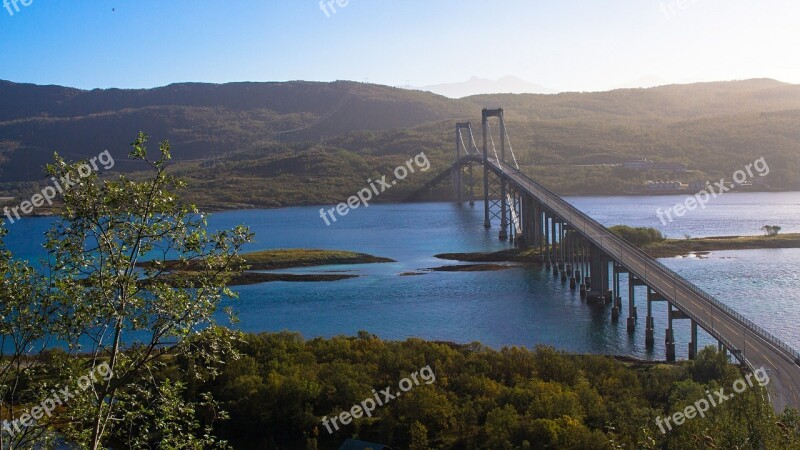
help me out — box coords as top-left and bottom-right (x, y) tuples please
(412, 107), (800, 412)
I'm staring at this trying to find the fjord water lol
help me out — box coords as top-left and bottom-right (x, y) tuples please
(7, 192), (800, 360)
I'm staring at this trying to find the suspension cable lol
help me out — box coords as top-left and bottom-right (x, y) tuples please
(458, 129), (470, 156)
(503, 121), (521, 171)
(487, 122), (504, 174)
(470, 132), (480, 155)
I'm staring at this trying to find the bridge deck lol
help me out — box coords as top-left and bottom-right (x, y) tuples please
(465, 155), (800, 411)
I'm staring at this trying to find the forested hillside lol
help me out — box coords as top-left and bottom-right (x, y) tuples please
(1, 78), (799, 204)
(178, 331), (797, 449)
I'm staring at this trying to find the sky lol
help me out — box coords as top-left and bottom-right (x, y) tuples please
(1, 0), (799, 92)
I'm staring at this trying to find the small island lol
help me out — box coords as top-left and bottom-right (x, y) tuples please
(144, 248), (395, 286)
(435, 227), (800, 263)
(241, 248), (395, 269)
(642, 233), (800, 258)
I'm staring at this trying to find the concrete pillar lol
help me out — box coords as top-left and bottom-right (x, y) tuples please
(542, 211), (551, 271)
(665, 303), (676, 362)
(579, 240), (587, 297)
(522, 196), (534, 249)
(644, 286), (654, 349)
(587, 243), (606, 304)
(627, 273), (636, 333)
(689, 320), (698, 360)
(534, 203), (541, 252)
(604, 260), (613, 304)
(551, 218), (557, 273)
(560, 236), (568, 282)
(558, 222), (565, 270)
(565, 228), (572, 276)
(544, 212), (551, 269)
(537, 206), (544, 260)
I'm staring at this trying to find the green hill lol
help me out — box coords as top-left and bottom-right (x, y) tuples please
(1, 78), (799, 206)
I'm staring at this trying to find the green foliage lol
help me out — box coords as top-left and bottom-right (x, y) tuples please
(609, 225), (666, 246)
(160, 333), (800, 449)
(762, 225), (782, 236)
(0, 133), (254, 449)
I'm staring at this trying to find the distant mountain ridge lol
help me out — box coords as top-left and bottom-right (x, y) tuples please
(418, 76), (557, 98)
(0, 80), (473, 180)
(0, 78), (799, 196)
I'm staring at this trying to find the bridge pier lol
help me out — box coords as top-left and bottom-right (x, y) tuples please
(611, 263), (622, 323)
(665, 303), (676, 362)
(534, 201), (543, 252)
(521, 196), (533, 249)
(689, 320), (698, 360)
(606, 265), (614, 304)
(718, 341), (729, 360)
(551, 217), (558, 274)
(645, 287), (655, 349)
(560, 235), (568, 282)
(559, 222), (566, 272)
(544, 211), (551, 269)
(627, 273), (637, 333)
(587, 243), (608, 304)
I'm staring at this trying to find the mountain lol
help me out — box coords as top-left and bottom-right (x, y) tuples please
(609, 75), (671, 90)
(1, 78), (799, 206)
(0, 80), (473, 180)
(418, 76), (557, 98)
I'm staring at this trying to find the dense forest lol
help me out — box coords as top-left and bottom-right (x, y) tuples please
(176, 331), (799, 449)
(1, 79), (799, 206)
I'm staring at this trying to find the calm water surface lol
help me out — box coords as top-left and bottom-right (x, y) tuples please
(7, 192), (800, 359)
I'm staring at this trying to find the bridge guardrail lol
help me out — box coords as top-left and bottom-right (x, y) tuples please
(484, 157), (800, 363)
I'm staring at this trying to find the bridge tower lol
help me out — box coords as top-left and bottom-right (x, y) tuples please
(481, 108), (508, 240)
(455, 122), (477, 205)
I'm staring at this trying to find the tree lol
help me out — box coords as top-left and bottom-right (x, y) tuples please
(43, 133), (253, 449)
(609, 226), (665, 247)
(409, 421), (429, 450)
(762, 225), (782, 236)
(0, 227), (56, 449)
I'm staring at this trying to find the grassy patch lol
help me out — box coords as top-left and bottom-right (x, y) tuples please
(242, 248), (394, 270)
(643, 233), (800, 257)
(427, 264), (518, 272)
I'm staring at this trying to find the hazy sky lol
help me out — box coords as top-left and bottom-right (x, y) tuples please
(1, 0), (798, 91)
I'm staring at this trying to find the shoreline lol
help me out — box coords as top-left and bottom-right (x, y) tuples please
(5, 190), (800, 217)
(145, 249), (394, 286)
(436, 233), (800, 263)
(642, 233), (800, 258)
